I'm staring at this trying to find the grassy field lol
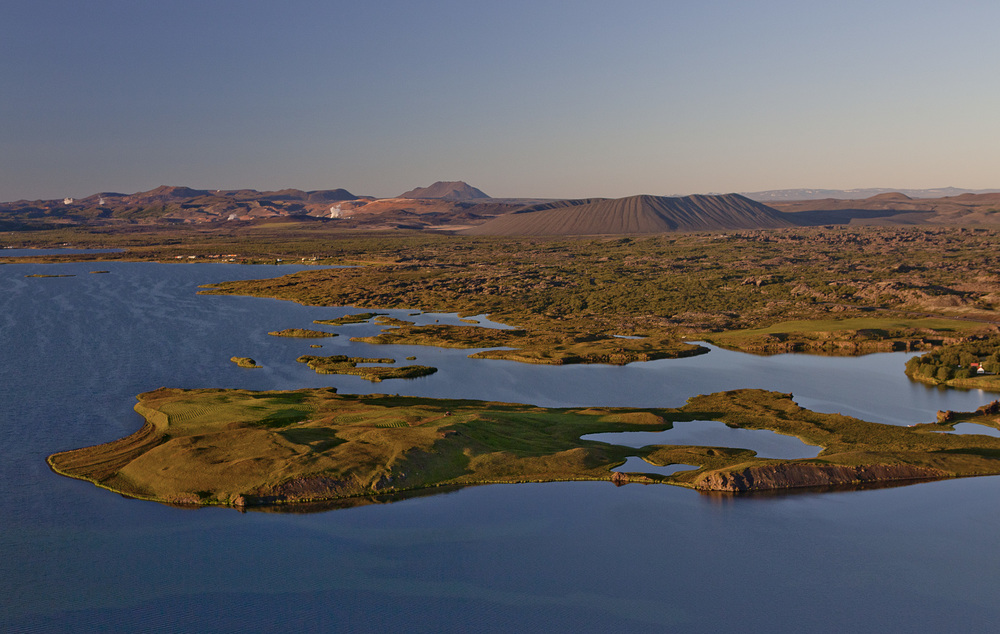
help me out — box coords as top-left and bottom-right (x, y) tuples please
(47, 388), (1000, 509)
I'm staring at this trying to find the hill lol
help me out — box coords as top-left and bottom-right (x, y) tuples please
(398, 181), (490, 200)
(460, 194), (795, 236)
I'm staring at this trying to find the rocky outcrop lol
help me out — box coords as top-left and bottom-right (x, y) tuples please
(235, 476), (357, 506)
(977, 400), (1000, 416)
(610, 471), (629, 485)
(695, 463), (947, 492)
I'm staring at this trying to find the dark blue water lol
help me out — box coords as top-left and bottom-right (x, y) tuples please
(4, 261), (1000, 632)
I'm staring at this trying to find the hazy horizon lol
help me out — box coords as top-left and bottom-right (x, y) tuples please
(5, 1), (999, 201)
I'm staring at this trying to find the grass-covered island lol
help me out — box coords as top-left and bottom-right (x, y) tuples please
(296, 355), (437, 382)
(267, 328), (338, 338)
(47, 388), (1000, 510)
(313, 312), (386, 325)
(230, 356), (262, 369)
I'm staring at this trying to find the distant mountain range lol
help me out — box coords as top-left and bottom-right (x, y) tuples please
(5, 182), (1000, 233)
(462, 194), (793, 236)
(740, 187), (1000, 202)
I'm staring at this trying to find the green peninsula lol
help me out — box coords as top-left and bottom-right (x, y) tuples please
(47, 388), (1000, 509)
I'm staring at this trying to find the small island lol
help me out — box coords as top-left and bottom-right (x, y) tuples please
(296, 355), (437, 382)
(230, 356), (262, 369)
(267, 328), (338, 338)
(47, 388), (1000, 510)
(313, 312), (386, 325)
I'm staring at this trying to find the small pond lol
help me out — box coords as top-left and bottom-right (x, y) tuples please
(612, 457), (699, 476)
(945, 423), (1000, 438)
(582, 420), (823, 459)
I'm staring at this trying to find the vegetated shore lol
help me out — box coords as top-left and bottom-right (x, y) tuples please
(7, 226), (1000, 360)
(903, 334), (1000, 391)
(188, 227), (1000, 363)
(47, 388), (1000, 510)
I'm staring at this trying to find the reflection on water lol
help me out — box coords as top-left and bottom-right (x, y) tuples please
(696, 475), (946, 502)
(582, 420), (823, 459)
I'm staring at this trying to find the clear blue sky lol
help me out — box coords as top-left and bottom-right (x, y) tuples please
(3, 0), (999, 200)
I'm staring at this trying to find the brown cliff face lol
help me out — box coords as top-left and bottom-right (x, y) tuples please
(696, 463), (947, 492)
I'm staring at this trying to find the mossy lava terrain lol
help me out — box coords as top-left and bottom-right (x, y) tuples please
(192, 228), (1000, 361)
(48, 388), (1000, 510)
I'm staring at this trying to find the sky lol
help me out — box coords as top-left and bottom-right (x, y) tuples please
(3, 0), (999, 201)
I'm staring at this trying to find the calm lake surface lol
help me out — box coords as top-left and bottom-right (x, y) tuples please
(4, 261), (1000, 632)
(582, 421), (823, 459)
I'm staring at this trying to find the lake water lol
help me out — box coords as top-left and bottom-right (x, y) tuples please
(582, 420), (823, 459)
(612, 457), (699, 476)
(945, 422), (1000, 438)
(4, 261), (1000, 632)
